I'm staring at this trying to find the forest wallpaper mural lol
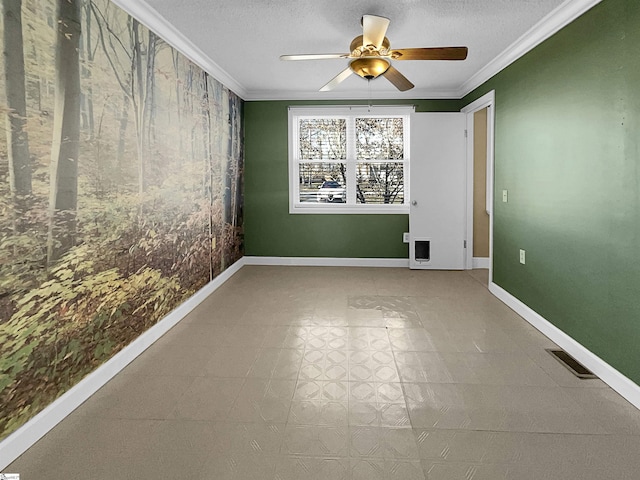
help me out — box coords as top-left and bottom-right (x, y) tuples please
(0, 0), (244, 440)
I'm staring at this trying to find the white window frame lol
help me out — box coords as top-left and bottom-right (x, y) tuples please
(288, 105), (414, 214)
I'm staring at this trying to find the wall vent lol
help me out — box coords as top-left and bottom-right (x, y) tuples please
(546, 349), (598, 379)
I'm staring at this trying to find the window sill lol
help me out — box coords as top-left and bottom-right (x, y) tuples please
(289, 204), (409, 215)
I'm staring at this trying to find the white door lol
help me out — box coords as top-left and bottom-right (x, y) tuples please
(410, 113), (466, 269)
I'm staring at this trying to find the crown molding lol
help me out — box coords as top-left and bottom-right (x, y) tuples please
(243, 87), (461, 101)
(109, 0), (248, 100)
(109, 0), (601, 102)
(458, 0), (603, 98)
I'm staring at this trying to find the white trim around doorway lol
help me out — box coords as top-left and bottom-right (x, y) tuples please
(461, 91), (495, 283)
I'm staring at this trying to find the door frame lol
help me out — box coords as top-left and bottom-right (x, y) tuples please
(461, 90), (495, 281)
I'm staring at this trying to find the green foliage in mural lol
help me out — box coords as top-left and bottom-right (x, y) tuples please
(0, 0), (244, 440)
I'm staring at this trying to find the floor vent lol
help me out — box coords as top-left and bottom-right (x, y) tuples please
(546, 349), (598, 379)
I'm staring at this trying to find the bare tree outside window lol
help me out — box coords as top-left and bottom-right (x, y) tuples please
(299, 118), (346, 160)
(355, 118), (404, 204)
(298, 118), (347, 202)
(356, 161), (404, 204)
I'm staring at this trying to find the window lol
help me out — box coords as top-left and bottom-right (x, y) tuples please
(289, 106), (413, 214)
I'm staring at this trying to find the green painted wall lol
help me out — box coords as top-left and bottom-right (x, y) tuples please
(464, 0), (640, 383)
(244, 99), (461, 258)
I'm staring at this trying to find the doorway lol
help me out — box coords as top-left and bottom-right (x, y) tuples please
(462, 91), (495, 281)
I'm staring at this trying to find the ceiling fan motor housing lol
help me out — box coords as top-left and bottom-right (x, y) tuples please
(349, 57), (390, 79)
(350, 35), (391, 53)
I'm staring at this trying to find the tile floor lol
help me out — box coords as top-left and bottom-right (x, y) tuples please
(7, 266), (640, 479)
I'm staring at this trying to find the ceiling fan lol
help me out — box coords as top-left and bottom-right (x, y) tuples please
(280, 14), (468, 92)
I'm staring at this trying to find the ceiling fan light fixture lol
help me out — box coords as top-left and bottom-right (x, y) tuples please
(349, 57), (390, 80)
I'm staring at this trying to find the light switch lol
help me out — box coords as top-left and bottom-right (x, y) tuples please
(519, 249), (526, 264)
(502, 190), (508, 202)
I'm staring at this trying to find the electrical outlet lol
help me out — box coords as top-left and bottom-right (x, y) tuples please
(519, 249), (526, 264)
(403, 232), (410, 243)
(502, 190), (508, 202)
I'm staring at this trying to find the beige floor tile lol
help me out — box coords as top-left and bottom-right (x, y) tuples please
(275, 455), (350, 480)
(8, 266), (640, 479)
(229, 399), (292, 424)
(350, 426), (420, 459)
(199, 453), (278, 479)
(74, 374), (193, 420)
(349, 381), (378, 403)
(563, 386), (640, 434)
(6, 417), (195, 480)
(422, 461), (511, 480)
(155, 322), (232, 347)
(405, 351), (557, 386)
(282, 425), (349, 457)
(121, 343), (216, 377)
(404, 382), (609, 433)
(150, 419), (221, 455)
(349, 401), (411, 429)
(350, 457), (386, 480)
(288, 400), (349, 426)
(376, 382), (406, 404)
(262, 325), (294, 347)
(171, 377), (243, 421)
(385, 460), (426, 480)
(204, 346), (260, 377)
(212, 422), (286, 455)
(468, 268), (489, 286)
(248, 348), (303, 379)
(224, 325), (270, 347)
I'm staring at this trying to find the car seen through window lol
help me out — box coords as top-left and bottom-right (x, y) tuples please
(317, 180), (346, 203)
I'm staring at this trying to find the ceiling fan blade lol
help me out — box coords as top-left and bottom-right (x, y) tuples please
(381, 66), (414, 91)
(391, 47), (468, 61)
(280, 53), (350, 61)
(362, 14), (390, 48)
(320, 67), (353, 92)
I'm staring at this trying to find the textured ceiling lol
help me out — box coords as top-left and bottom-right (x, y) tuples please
(142, 0), (567, 100)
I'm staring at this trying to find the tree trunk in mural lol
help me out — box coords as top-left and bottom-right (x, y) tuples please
(79, 0), (94, 139)
(202, 73), (214, 280)
(144, 31), (157, 150)
(231, 97), (242, 231)
(219, 92), (231, 270)
(116, 91), (129, 171)
(2, 0), (32, 232)
(47, 0), (81, 264)
(172, 49), (183, 161)
(130, 21), (158, 197)
(131, 18), (145, 196)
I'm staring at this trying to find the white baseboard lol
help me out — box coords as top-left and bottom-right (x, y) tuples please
(472, 257), (490, 269)
(243, 256), (410, 268)
(489, 282), (640, 410)
(0, 258), (246, 470)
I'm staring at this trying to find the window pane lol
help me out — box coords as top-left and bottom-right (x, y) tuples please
(356, 162), (404, 204)
(355, 118), (404, 160)
(299, 162), (347, 203)
(299, 119), (346, 160)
